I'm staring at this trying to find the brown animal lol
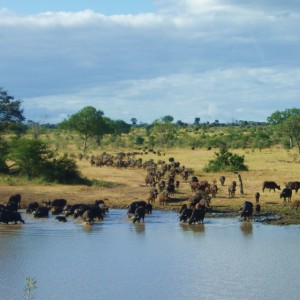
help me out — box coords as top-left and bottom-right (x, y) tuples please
(291, 200), (300, 210)
(158, 192), (169, 206)
(228, 181), (237, 198)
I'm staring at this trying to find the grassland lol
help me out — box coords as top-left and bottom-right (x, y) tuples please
(1, 147), (300, 225)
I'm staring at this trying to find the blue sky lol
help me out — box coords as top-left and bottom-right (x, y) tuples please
(0, 0), (154, 15)
(1, 0), (299, 124)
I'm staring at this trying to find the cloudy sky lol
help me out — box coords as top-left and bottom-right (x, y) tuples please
(0, 0), (299, 124)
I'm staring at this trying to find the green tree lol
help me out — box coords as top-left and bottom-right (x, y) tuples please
(0, 137), (9, 172)
(161, 115), (174, 123)
(150, 118), (177, 147)
(281, 115), (300, 153)
(58, 106), (110, 152)
(8, 138), (54, 179)
(267, 108), (300, 125)
(109, 119), (131, 136)
(0, 88), (25, 133)
(204, 146), (248, 172)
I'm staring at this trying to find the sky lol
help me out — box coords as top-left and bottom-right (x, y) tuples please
(0, 0), (299, 124)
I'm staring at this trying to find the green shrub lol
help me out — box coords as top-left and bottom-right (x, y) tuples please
(204, 146), (248, 172)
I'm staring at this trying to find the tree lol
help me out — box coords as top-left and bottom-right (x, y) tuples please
(0, 88), (25, 133)
(161, 115), (174, 123)
(58, 106), (110, 152)
(267, 108), (300, 125)
(0, 137), (9, 172)
(8, 138), (54, 179)
(281, 115), (300, 153)
(203, 146), (248, 172)
(194, 117), (200, 125)
(150, 118), (177, 147)
(131, 118), (137, 125)
(109, 119), (131, 136)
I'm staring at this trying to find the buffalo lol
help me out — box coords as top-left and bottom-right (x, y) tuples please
(0, 210), (25, 224)
(240, 201), (253, 221)
(219, 176), (226, 186)
(7, 194), (21, 208)
(285, 181), (300, 193)
(262, 181), (280, 192)
(228, 181), (237, 198)
(280, 188), (292, 202)
(188, 208), (206, 224)
(26, 202), (39, 214)
(34, 207), (49, 218)
(132, 206), (146, 223)
(127, 201), (147, 216)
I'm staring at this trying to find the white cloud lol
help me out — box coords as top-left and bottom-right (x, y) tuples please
(0, 1), (300, 124)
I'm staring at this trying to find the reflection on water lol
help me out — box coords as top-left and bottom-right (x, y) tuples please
(180, 223), (205, 234)
(133, 223), (145, 234)
(0, 209), (300, 300)
(240, 221), (253, 236)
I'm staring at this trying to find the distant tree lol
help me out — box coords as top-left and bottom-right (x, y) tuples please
(194, 117), (200, 125)
(267, 108), (300, 125)
(151, 118), (177, 147)
(161, 115), (174, 123)
(27, 120), (46, 139)
(58, 106), (110, 152)
(110, 119), (131, 136)
(281, 115), (300, 153)
(0, 88), (25, 133)
(176, 120), (188, 127)
(131, 118), (137, 125)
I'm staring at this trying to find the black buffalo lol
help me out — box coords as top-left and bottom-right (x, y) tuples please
(34, 207), (49, 218)
(55, 216), (67, 222)
(240, 201), (253, 221)
(127, 201), (147, 217)
(280, 188), (292, 202)
(285, 181), (300, 193)
(26, 202), (39, 214)
(64, 204), (84, 217)
(179, 208), (193, 223)
(132, 206), (146, 223)
(188, 208), (206, 224)
(7, 194), (21, 208)
(74, 205), (104, 221)
(0, 210), (25, 224)
(262, 181), (280, 192)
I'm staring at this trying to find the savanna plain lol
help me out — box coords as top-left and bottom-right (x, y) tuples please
(1, 146), (300, 225)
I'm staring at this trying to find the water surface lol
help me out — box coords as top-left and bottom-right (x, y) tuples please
(0, 209), (299, 300)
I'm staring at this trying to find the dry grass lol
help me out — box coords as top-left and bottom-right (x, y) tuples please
(1, 147), (300, 224)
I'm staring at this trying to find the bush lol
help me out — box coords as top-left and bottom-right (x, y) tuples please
(42, 157), (82, 184)
(204, 147), (248, 172)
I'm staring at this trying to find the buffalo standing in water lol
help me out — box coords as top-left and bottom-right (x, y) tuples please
(132, 206), (146, 223)
(0, 210), (25, 224)
(240, 201), (253, 221)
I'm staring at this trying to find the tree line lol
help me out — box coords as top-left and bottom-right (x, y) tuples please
(1, 88), (300, 182)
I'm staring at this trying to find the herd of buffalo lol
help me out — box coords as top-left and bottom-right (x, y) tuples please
(1, 150), (300, 226)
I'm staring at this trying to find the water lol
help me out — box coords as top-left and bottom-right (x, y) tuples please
(0, 209), (299, 300)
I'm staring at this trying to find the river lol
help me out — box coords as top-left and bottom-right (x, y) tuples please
(0, 209), (299, 300)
